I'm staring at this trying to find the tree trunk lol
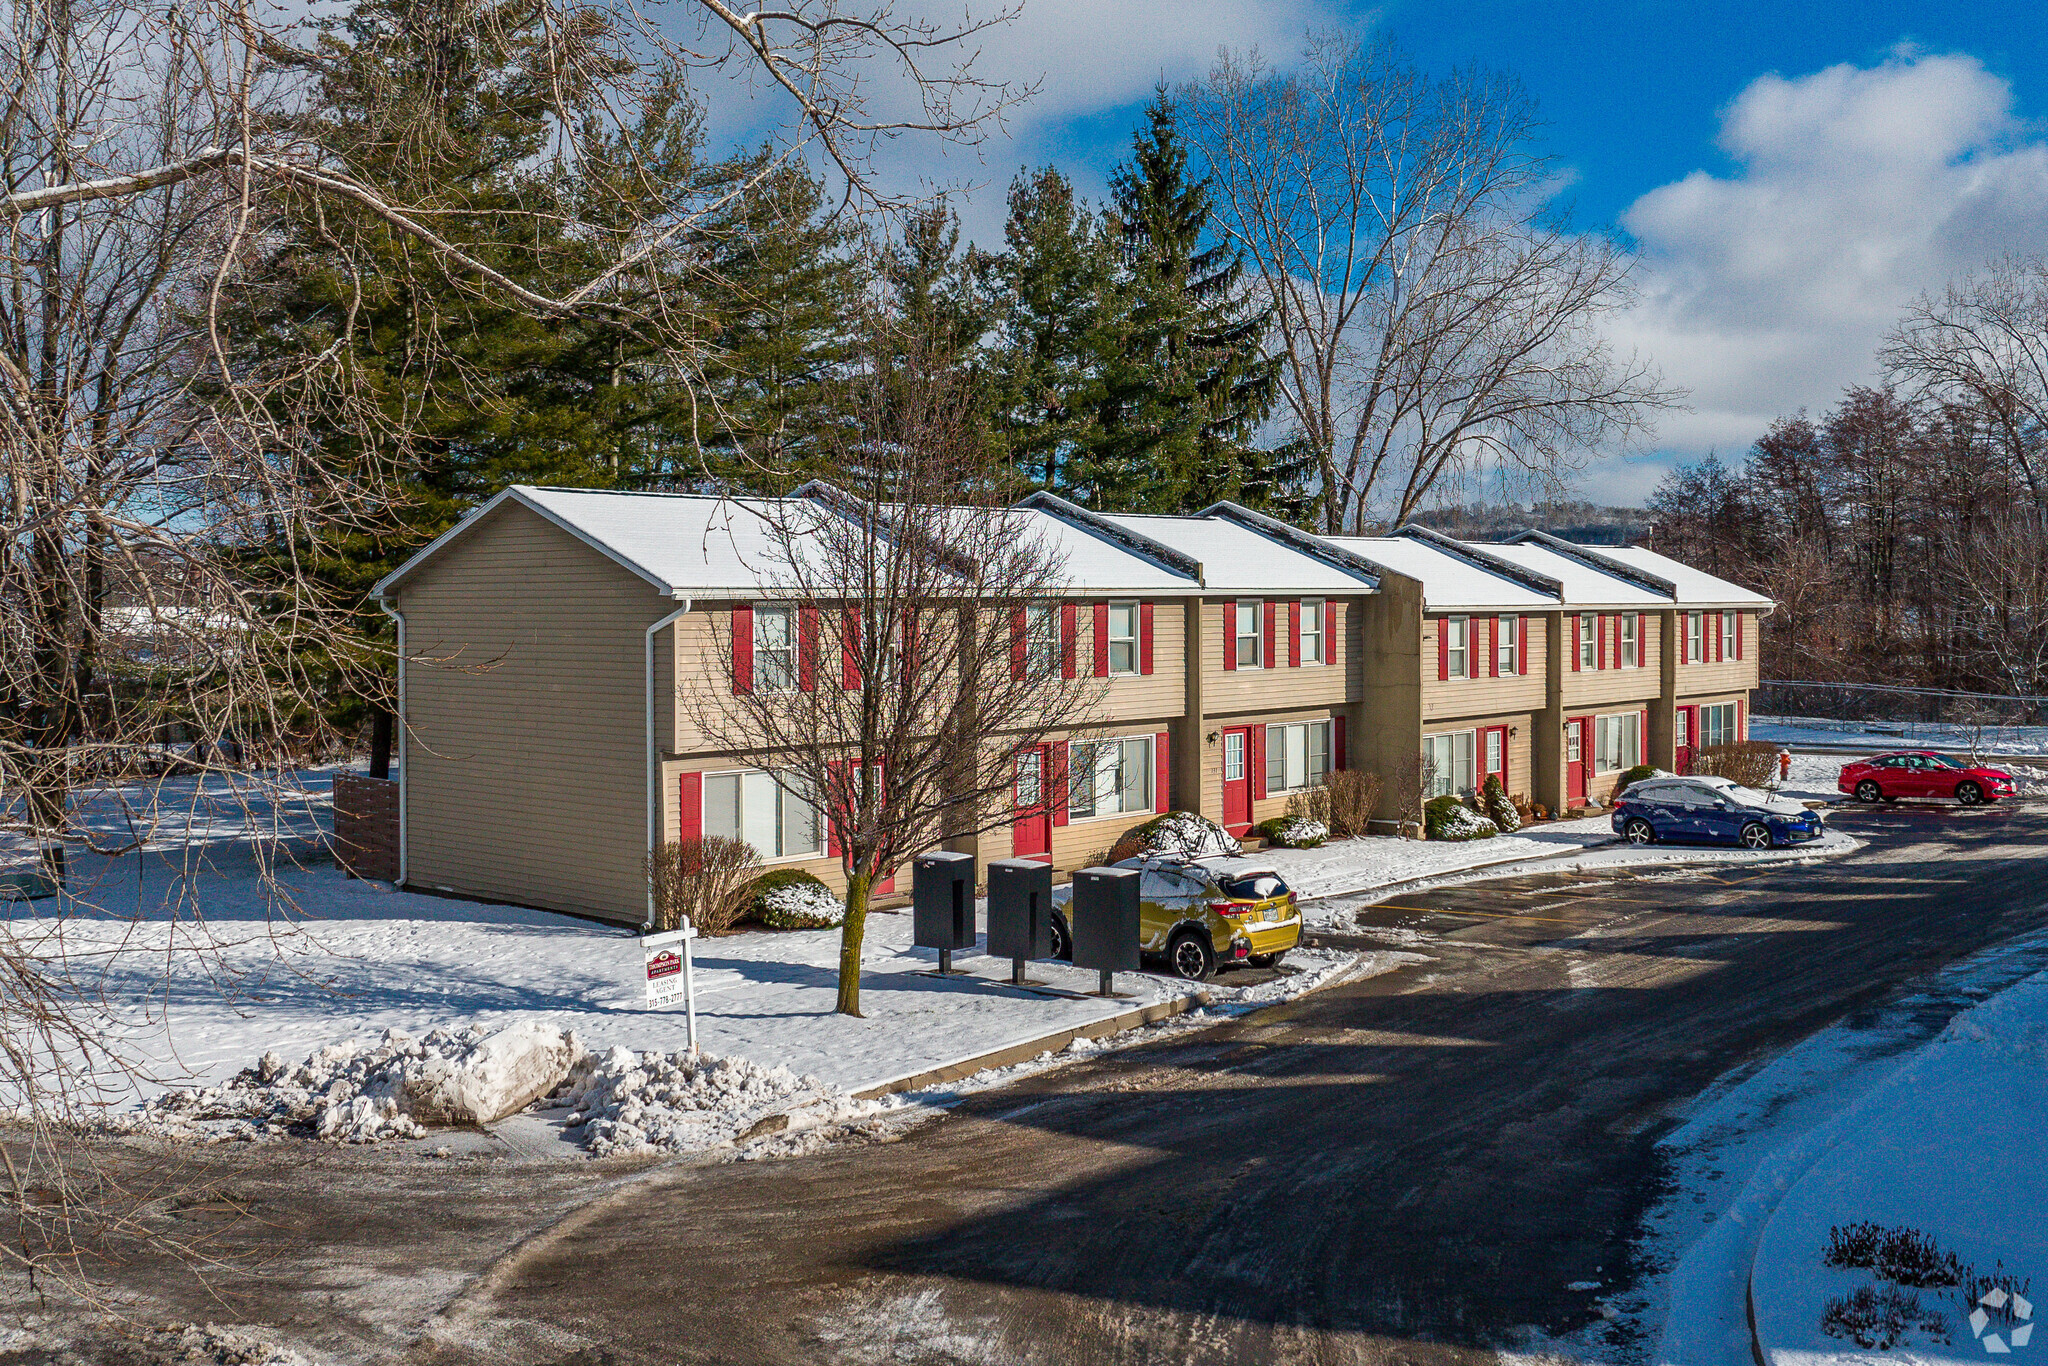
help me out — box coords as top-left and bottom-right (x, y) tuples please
(836, 869), (872, 1016)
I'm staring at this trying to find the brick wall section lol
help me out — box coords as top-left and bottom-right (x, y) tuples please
(333, 774), (400, 882)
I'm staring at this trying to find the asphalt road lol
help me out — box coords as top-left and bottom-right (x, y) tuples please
(29, 801), (2048, 1366)
(402, 799), (2048, 1366)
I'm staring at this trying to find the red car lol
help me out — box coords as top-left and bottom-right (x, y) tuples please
(1838, 751), (2017, 805)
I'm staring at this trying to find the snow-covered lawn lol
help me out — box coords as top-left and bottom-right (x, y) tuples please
(1755, 715), (2048, 757)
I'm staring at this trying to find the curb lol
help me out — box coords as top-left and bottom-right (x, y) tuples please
(850, 990), (1209, 1100)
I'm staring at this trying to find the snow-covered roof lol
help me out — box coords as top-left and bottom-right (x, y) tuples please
(1478, 542), (1672, 607)
(1094, 512), (1382, 594)
(375, 486), (1208, 599)
(1585, 546), (1773, 608)
(1327, 536), (1558, 609)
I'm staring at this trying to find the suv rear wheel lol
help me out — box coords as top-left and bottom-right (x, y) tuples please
(1048, 910), (1073, 962)
(1165, 928), (1214, 982)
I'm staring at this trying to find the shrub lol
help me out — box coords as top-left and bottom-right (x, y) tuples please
(1693, 740), (1779, 789)
(1284, 784), (1332, 830)
(646, 836), (760, 934)
(749, 869), (846, 929)
(1820, 1284), (1944, 1351)
(1424, 794), (1497, 841)
(1107, 811), (1241, 863)
(1254, 816), (1328, 849)
(1325, 769), (1382, 837)
(1480, 774), (1520, 832)
(1617, 763), (1661, 795)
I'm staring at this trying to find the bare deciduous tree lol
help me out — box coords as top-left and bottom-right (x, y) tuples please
(1177, 34), (1677, 533)
(686, 343), (1104, 1016)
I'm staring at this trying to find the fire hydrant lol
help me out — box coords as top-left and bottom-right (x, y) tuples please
(1779, 749), (1792, 781)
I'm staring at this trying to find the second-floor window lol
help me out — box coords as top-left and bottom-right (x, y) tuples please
(1301, 600), (1325, 664)
(1266, 719), (1332, 793)
(1025, 603), (1059, 677)
(755, 605), (795, 692)
(1497, 616), (1519, 674)
(1579, 613), (1597, 670)
(1446, 616), (1470, 679)
(1687, 611), (1703, 662)
(1721, 610), (1738, 659)
(1235, 600), (1262, 668)
(1621, 612), (1639, 669)
(1107, 601), (1139, 675)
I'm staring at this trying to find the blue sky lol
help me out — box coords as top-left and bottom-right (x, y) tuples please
(737, 1), (2048, 507)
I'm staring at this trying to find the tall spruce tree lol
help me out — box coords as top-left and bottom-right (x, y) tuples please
(1094, 93), (1298, 514)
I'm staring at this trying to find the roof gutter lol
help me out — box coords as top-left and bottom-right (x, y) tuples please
(645, 597), (693, 929)
(373, 595), (408, 887)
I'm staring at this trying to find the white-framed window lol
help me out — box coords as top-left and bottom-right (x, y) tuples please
(1301, 599), (1326, 665)
(704, 769), (822, 860)
(1675, 709), (1690, 748)
(1446, 615), (1470, 679)
(1069, 735), (1153, 820)
(1687, 611), (1703, 663)
(755, 604), (795, 692)
(1107, 600), (1139, 675)
(1223, 730), (1245, 783)
(1621, 612), (1639, 669)
(1497, 616), (1519, 675)
(1579, 613), (1597, 670)
(1015, 749), (1042, 807)
(1565, 721), (1582, 766)
(1721, 610), (1738, 660)
(1485, 727), (1504, 777)
(1235, 600), (1262, 668)
(1596, 713), (1641, 772)
(1024, 603), (1059, 677)
(1422, 730), (1476, 798)
(1265, 720), (1332, 793)
(1700, 702), (1737, 748)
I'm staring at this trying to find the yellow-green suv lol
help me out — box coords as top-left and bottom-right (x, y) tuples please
(1050, 855), (1302, 981)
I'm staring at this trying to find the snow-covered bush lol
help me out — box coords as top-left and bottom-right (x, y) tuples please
(749, 869), (845, 929)
(1424, 794), (1497, 842)
(1480, 774), (1521, 833)
(1107, 811), (1242, 863)
(1253, 815), (1328, 848)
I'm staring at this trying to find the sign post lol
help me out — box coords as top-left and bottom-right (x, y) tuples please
(642, 919), (699, 1054)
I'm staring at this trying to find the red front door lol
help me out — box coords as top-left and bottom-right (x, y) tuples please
(1676, 706), (1697, 774)
(1566, 716), (1591, 806)
(1221, 727), (1253, 834)
(1012, 745), (1052, 860)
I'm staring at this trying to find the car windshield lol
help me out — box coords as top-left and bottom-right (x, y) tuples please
(1219, 872), (1288, 900)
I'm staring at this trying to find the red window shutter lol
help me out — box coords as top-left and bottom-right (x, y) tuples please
(1050, 742), (1070, 826)
(1333, 715), (1347, 770)
(1639, 710), (1648, 762)
(1263, 601), (1277, 669)
(1093, 602), (1110, 678)
(1487, 617), (1499, 678)
(841, 610), (862, 690)
(1595, 614), (1607, 671)
(797, 605), (819, 692)
(1139, 602), (1155, 675)
(1288, 601), (1302, 667)
(1571, 615), (1581, 672)
(1222, 604), (1237, 671)
(1613, 616), (1622, 670)
(1736, 613), (1744, 661)
(1060, 603), (1077, 679)
(1519, 616), (1531, 675)
(1154, 732), (1169, 812)
(1250, 725), (1267, 800)
(1437, 619), (1449, 681)
(1737, 698), (1746, 740)
(676, 772), (702, 843)
(1009, 609), (1026, 680)
(825, 761), (843, 859)
(1324, 600), (1337, 665)
(731, 605), (754, 694)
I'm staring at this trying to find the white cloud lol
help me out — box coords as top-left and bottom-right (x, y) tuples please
(1605, 51), (2048, 462)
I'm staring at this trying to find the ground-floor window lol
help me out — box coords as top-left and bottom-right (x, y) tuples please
(1699, 701), (1738, 748)
(704, 769), (823, 859)
(1265, 719), (1332, 793)
(1595, 713), (1642, 772)
(1422, 730), (1475, 798)
(1070, 735), (1153, 820)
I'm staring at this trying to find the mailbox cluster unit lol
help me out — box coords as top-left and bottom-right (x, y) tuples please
(911, 855), (1137, 996)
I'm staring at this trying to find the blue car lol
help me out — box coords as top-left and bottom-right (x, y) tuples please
(1610, 775), (1825, 850)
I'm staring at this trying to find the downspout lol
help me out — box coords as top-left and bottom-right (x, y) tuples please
(645, 599), (693, 928)
(375, 595), (408, 886)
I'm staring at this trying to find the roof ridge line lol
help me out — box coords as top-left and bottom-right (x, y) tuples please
(1388, 523), (1564, 600)
(1194, 501), (1383, 589)
(1505, 529), (1677, 599)
(1013, 491), (1205, 584)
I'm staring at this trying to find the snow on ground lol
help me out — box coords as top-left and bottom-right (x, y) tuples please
(1261, 816), (1617, 903)
(1754, 716), (2048, 757)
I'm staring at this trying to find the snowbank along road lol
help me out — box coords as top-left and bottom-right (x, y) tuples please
(34, 799), (2048, 1366)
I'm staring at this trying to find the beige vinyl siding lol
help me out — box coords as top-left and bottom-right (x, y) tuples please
(1418, 711), (1536, 801)
(1199, 597), (1363, 715)
(1677, 610), (1762, 695)
(1420, 613), (1549, 721)
(1088, 599), (1186, 719)
(1560, 612), (1663, 710)
(395, 501), (670, 924)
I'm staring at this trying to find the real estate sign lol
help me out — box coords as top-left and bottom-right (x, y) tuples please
(641, 924), (699, 1051)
